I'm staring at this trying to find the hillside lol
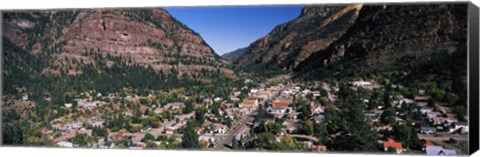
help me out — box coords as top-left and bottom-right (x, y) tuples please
(294, 3), (467, 106)
(2, 9), (235, 103)
(221, 47), (247, 61)
(3, 9), (234, 78)
(232, 4), (364, 75)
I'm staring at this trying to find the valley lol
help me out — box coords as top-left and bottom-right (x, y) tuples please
(1, 3), (469, 155)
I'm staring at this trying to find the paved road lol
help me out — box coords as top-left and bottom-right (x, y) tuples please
(322, 83), (340, 111)
(211, 110), (255, 151)
(417, 134), (468, 142)
(148, 112), (194, 137)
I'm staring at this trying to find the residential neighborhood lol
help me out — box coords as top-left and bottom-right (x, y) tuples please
(5, 77), (466, 155)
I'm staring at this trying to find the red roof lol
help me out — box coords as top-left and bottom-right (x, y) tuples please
(272, 100), (289, 108)
(247, 96), (260, 100)
(384, 138), (403, 150)
(417, 139), (433, 147)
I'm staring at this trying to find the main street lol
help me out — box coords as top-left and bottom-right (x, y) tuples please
(211, 110), (255, 151)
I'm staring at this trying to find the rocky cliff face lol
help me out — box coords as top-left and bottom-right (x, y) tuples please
(3, 9), (234, 79)
(294, 3), (467, 79)
(232, 4), (363, 72)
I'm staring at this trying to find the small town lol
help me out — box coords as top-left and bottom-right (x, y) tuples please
(1, 3), (471, 156)
(11, 78), (467, 155)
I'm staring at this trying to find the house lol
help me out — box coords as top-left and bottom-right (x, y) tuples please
(123, 133), (145, 144)
(450, 122), (469, 134)
(351, 80), (371, 87)
(311, 103), (325, 114)
(54, 132), (76, 143)
(268, 99), (291, 114)
(431, 117), (448, 125)
(425, 146), (456, 155)
(416, 139), (433, 151)
(419, 107), (434, 115)
(313, 116), (324, 123)
(154, 108), (164, 114)
(311, 145), (327, 152)
(283, 122), (298, 134)
(199, 135), (215, 142)
(64, 103), (73, 108)
(213, 97), (222, 102)
(220, 102), (233, 109)
(56, 141), (74, 148)
(420, 126), (437, 134)
(427, 112), (442, 121)
(141, 126), (152, 132)
(195, 127), (203, 134)
(212, 123), (228, 134)
(383, 138), (404, 154)
(239, 99), (258, 109)
(166, 127), (175, 134)
(98, 141), (115, 149)
(87, 118), (105, 128)
(165, 102), (185, 110)
(22, 94), (29, 101)
(310, 91), (321, 97)
(415, 96), (430, 106)
(110, 132), (125, 141)
(376, 125), (393, 132)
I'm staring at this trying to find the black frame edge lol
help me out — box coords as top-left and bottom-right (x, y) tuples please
(468, 1), (479, 155)
(0, 10), (3, 147)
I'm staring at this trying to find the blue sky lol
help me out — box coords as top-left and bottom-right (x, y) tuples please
(165, 5), (303, 55)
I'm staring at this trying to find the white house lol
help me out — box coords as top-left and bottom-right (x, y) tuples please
(64, 103), (73, 108)
(352, 80), (371, 87)
(212, 123), (228, 134)
(22, 95), (29, 101)
(450, 122), (468, 134)
(419, 107), (434, 115)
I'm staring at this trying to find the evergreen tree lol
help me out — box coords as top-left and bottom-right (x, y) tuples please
(232, 137), (238, 150)
(181, 121), (200, 149)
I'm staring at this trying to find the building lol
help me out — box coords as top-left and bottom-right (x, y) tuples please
(351, 80), (371, 87)
(416, 139), (433, 151)
(98, 141), (115, 149)
(431, 117), (448, 125)
(427, 112), (442, 121)
(383, 138), (404, 154)
(212, 123), (228, 134)
(425, 146), (456, 155)
(311, 145), (327, 152)
(239, 99), (258, 109)
(141, 126), (152, 132)
(419, 107), (434, 115)
(310, 91), (321, 97)
(64, 103), (73, 108)
(450, 122), (469, 134)
(420, 126), (437, 134)
(268, 99), (291, 114)
(166, 127), (175, 134)
(22, 94), (29, 101)
(311, 103), (325, 115)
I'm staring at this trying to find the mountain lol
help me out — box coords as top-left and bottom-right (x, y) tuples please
(2, 9), (235, 99)
(232, 4), (364, 74)
(3, 9), (234, 78)
(221, 47), (247, 61)
(294, 3), (467, 80)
